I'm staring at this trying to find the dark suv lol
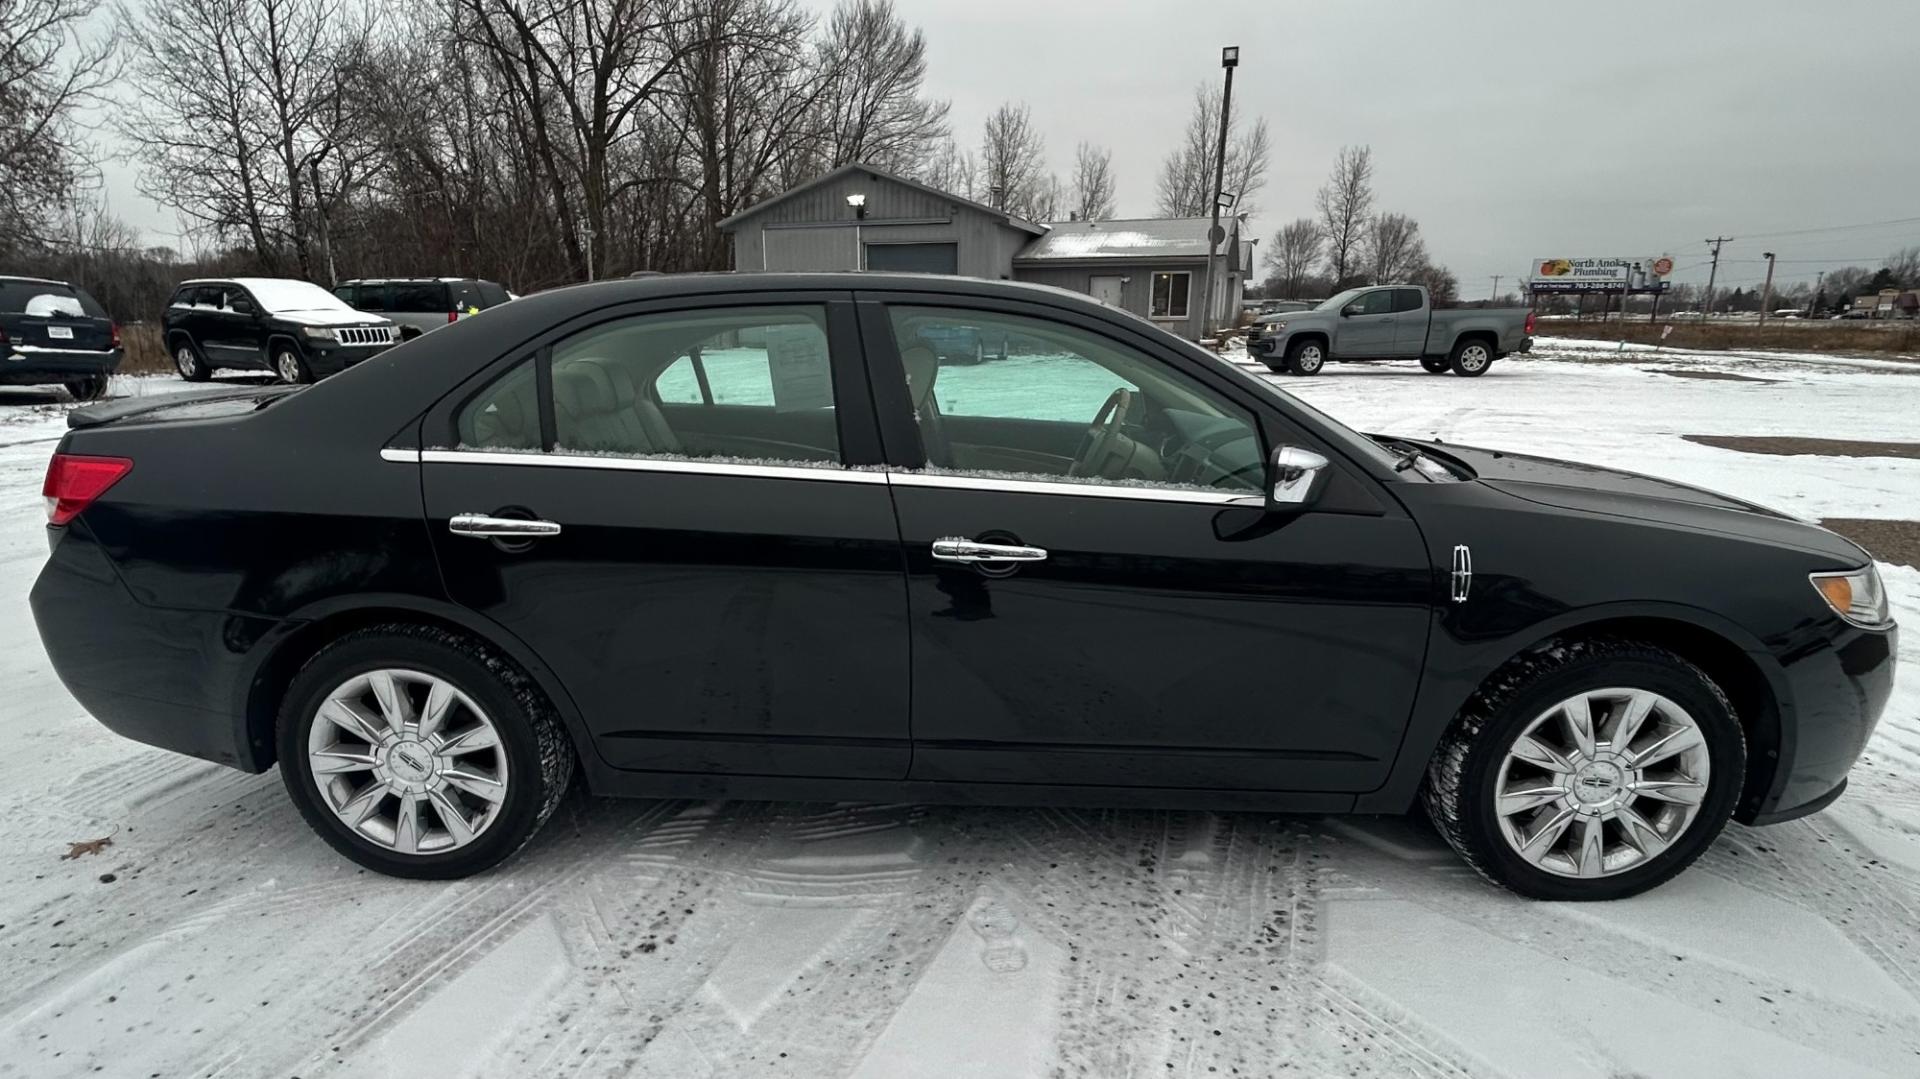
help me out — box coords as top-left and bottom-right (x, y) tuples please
(333, 278), (512, 337)
(0, 275), (121, 399)
(164, 277), (399, 383)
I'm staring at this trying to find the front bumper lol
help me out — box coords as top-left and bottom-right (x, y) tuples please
(307, 339), (396, 377)
(0, 345), (123, 385)
(1743, 621), (1896, 824)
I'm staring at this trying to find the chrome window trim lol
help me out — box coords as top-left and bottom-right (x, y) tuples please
(405, 447), (1260, 504)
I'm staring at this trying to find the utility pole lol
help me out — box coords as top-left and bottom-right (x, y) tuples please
(1199, 45), (1238, 340)
(1808, 270), (1824, 318)
(1488, 275), (1503, 303)
(1701, 236), (1731, 317)
(1757, 251), (1778, 326)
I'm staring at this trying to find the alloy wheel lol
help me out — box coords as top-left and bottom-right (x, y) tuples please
(1493, 688), (1711, 878)
(176, 347), (197, 377)
(277, 351), (303, 383)
(305, 668), (508, 855)
(1298, 345), (1324, 373)
(1458, 344), (1490, 372)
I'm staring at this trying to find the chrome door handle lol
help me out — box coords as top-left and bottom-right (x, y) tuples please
(449, 513), (562, 538)
(931, 537), (1047, 563)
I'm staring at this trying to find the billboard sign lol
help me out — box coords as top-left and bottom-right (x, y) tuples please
(1529, 257), (1671, 293)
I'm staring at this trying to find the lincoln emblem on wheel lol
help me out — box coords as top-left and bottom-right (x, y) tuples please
(28, 273), (1896, 898)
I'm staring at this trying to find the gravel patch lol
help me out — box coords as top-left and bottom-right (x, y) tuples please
(1819, 519), (1920, 568)
(1683, 435), (1920, 459)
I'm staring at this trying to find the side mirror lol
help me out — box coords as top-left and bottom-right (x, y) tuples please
(1340, 305), (1358, 318)
(229, 299), (256, 316)
(1269, 445), (1330, 509)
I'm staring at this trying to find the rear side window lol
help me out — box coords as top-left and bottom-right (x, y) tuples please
(390, 282), (447, 313)
(475, 281), (511, 307)
(450, 281), (483, 313)
(1, 281), (106, 318)
(1391, 289), (1424, 313)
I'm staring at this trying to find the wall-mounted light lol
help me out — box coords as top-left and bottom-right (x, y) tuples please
(846, 193), (867, 220)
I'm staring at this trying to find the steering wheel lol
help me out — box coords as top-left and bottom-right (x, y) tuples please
(1069, 387), (1134, 479)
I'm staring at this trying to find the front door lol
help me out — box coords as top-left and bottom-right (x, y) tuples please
(204, 285), (265, 365)
(860, 296), (1433, 793)
(1089, 275), (1124, 307)
(420, 294), (910, 779)
(1332, 288), (1398, 357)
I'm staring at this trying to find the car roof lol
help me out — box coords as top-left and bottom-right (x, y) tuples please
(0, 274), (70, 286)
(341, 277), (487, 284)
(178, 277), (326, 289)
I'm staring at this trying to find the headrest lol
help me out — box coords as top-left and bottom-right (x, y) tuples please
(900, 346), (938, 408)
(552, 358), (636, 419)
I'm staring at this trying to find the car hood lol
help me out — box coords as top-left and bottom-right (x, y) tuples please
(1405, 439), (1870, 564)
(277, 308), (392, 327)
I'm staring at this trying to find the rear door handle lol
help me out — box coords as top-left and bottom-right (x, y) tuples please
(449, 513), (562, 538)
(931, 537), (1047, 563)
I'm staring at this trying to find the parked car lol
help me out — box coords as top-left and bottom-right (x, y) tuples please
(0, 275), (121, 400)
(1252, 285), (1534, 377)
(334, 278), (513, 337)
(32, 273), (1892, 899)
(165, 278), (400, 383)
(917, 320), (1008, 364)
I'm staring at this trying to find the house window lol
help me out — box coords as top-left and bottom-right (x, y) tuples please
(1150, 272), (1191, 319)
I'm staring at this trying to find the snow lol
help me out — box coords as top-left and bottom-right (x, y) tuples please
(1, 357), (1918, 1078)
(229, 278), (363, 317)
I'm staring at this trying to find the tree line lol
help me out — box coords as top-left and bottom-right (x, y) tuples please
(1258, 145), (1459, 303)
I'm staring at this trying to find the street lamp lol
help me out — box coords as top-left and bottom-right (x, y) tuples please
(1221, 46), (1239, 67)
(1199, 46), (1240, 340)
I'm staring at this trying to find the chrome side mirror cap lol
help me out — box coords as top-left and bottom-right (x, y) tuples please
(1270, 445), (1331, 508)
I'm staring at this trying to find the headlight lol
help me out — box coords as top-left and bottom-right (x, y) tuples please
(387, 325), (401, 342)
(1268, 321), (1287, 331)
(301, 326), (336, 341)
(1810, 566), (1893, 628)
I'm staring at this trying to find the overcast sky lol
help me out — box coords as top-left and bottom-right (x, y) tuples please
(97, 0), (1918, 293)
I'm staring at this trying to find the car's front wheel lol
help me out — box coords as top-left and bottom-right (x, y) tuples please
(1421, 638), (1744, 900)
(274, 345), (313, 384)
(1284, 339), (1326, 376)
(277, 625), (575, 879)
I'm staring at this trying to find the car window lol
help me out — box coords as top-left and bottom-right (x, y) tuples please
(450, 281), (483, 314)
(390, 282), (446, 313)
(353, 284), (387, 311)
(1349, 290), (1394, 316)
(886, 306), (1263, 493)
(0, 281), (106, 318)
(1392, 289), (1424, 313)
(475, 281), (511, 307)
(457, 305), (841, 465)
(332, 285), (356, 305)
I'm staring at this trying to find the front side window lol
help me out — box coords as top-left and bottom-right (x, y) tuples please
(1348, 289), (1394, 316)
(888, 306), (1262, 493)
(456, 305), (841, 465)
(1149, 272), (1191, 319)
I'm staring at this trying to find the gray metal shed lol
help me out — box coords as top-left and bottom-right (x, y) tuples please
(1011, 218), (1251, 341)
(717, 163), (1045, 279)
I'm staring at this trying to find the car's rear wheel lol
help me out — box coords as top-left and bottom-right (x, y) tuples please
(274, 345), (313, 384)
(277, 625), (575, 879)
(1285, 339), (1326, 376)
(65, 375), (109, 401)
(1449, 338), (1494, 377)
(1420, 356), (1450, 374)
(173, 340), (211, 381)
(1421, 638), (1744, 900)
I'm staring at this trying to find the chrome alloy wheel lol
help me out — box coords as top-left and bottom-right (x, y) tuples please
(1456, 343), (1490, 372)
(305, 669), (508, 855)
(176, 347), (198, 376)
(276, 349), (303, 383)
(1296, 344), (1324, 372)
(1493, 688), (1711, 878)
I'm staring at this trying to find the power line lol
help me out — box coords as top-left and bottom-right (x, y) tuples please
(1736, 215), (1920, 241)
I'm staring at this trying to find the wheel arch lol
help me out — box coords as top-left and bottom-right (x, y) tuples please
(1451, 330), (1498, 354)
(236, 595), (602, 779)
(265, 332), (307, 360)
(1288, 331), (1330, 354)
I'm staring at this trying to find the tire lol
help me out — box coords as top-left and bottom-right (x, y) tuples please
(273, 343), (313, 384)
(65, 375), (109, 401)
(277, 624), (576, 879)
(1419, 356), (1450, 374)
(973, 338), (985, 364)
(1284, 338), (1326, 376)
(1449, 337), (1494, 377)
(172, 338), (212, 381)
(1420, 637), (1744, 900)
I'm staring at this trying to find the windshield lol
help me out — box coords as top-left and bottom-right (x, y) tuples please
(244, 279), (357, 315)
(1314, 288), (1366, 312)
(0, 281), (108, 318)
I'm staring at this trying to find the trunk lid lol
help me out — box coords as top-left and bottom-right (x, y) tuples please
(68, 385), (302, 430)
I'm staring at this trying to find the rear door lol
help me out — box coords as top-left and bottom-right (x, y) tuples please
(419, 290), (910, 779)
(1332, 288), (1397, 356)
(203, 285), (263, 365)
(857, 292), (1432, 793)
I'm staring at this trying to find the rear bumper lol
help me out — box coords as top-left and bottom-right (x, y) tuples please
(0, 346), (123, 384)
(1511, 336), (1534, 354)
(1743, 621), (1896, 824)
(31, 521), (274, 771)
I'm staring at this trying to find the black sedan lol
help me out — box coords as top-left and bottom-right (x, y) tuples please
(29, 274), (1895, 900)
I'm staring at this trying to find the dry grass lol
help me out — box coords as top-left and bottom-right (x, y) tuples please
(119, 324), (172, 376)
(1544, 320), (1920, 359)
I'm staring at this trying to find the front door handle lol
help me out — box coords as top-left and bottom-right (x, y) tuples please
(449, 513), (562, 539)
(931, 537), (1047, 563)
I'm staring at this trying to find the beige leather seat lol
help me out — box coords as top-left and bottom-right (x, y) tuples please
(552, 357), (681, 454)
(468, 372), (541, 450)
(899, 345), (948, 465)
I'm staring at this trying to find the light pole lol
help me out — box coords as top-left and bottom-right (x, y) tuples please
(1757, 251), (1777, 326)
(1198, 45), (1237, 340)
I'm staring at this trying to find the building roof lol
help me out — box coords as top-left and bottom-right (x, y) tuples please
(1015, 218), (1244, 262)
(715, 162), (1047, 236)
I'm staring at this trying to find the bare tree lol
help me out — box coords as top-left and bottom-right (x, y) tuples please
(921, 136), (976, 198)
(1153, 84), (1270, 218)
(1363, 212), (1426, 284)
(1264, 217), (1323, 298)
(1409, 261), (1458, 305)
(811, 0), (948, 174)
(1885, 245), (1920, 289)
(979, 101), (1049, 220)
(1316, 145), (1374, 286)
(0, 0), (118, 253)
(1069, 141), (1116, 220)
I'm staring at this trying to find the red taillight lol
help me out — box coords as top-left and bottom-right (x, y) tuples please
(43, 454), (132, 526)
(1524, 311), (1536, 334)
(110, 322), (122, 349)
(447, 310), (458, 324)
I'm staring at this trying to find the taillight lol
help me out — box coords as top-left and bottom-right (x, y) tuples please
(43, 454), (132, 526)
(1524, 311), (1536, 334)
(447, 310), (458, 324)
(110, 322), (122, 348)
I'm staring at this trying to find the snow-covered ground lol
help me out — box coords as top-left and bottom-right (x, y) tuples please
(1, 350), (1918, 1079)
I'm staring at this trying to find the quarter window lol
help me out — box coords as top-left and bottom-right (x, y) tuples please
(1149, 272), (1191, 319)
(390, 282), (447, 314)
(887, 307), (1263, 493)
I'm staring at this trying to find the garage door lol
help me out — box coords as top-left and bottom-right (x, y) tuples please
(864, 243), (959, 274)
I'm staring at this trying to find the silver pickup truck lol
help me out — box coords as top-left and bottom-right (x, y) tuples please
(1250, 285), (1533, 377)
